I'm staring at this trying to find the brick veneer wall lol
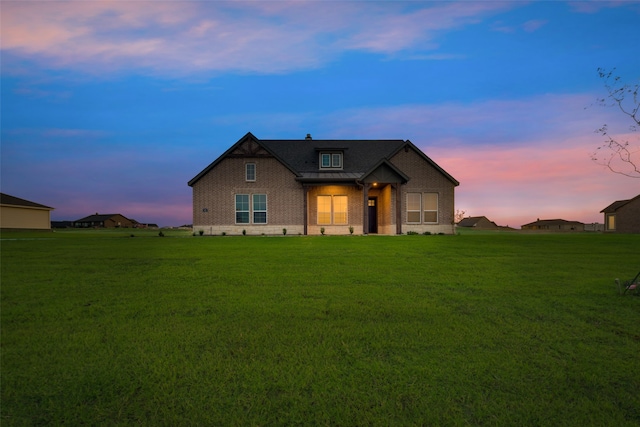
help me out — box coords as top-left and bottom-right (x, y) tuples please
(390, 148), (456, 234)
(615, 196), (640, 233)
(192, 156), (305, 235)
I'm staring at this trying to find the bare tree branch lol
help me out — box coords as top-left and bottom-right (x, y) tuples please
(591, 68), (640, 178)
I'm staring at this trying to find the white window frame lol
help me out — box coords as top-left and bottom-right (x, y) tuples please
(319, 152), (343, 170)
(235, 193), (267, 224)
(235, 194), (250, 224)
(245, 163), (256, 182)
(253, 194), (267, 224)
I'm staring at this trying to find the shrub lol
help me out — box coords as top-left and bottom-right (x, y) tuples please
(423, 231), (431, 235)
(158, 231), (165, 237)
(242, 229), (246, 236)
(320, 227), (325, 236)
(199, 230), (204, 236)
(349, 226), (354, 235)
(407, 231), (419, 235)
(222, 232), (226, 236)
(283, 228), (287, 235)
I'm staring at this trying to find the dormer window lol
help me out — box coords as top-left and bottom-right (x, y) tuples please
(320, 152), (342, 169)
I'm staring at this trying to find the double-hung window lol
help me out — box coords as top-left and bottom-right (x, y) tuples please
(253, 194), (267, 224)
(406, 192), (438, 223)
(317, 195), (347, 225)
(235, 194), (267, 224)
(236, 195), (250, 224)
(407, 193), (421, 223)
(423, 193), (438, 223)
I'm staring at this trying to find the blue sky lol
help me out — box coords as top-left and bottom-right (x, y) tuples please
(2, 0), (639, 227)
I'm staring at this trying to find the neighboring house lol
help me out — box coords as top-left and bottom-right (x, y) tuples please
(188, 132), (459, 235)
(0, 193), (54, 230)
(600, 194), (640, 233)
(74, 213), (135, 228)
(457, 216), (500, 230)
(521, 219), (585, 231)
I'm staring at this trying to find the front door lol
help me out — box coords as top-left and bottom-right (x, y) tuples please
(368, 198), (377, 234)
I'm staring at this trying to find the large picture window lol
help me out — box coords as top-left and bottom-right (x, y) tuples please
(236, 194), (267, 224)
(317, 195), (348, 225)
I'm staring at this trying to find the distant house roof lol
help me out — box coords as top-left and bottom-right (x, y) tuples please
(188, 132), (459, 187)
(521, 219), (584, 227)
(457, 216), (498, 228)
(600, 194), (640, 213)
(74, 213), (129, 223)
(0, 193), (53, 210)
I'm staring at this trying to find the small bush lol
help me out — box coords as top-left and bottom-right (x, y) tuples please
(222, 232), (226, 236)
(242, 229), (246, 236)
(349, 226), (354, 235)
(283, 228), (287, 235)
(407, 231), (419, 235)
(199, 230), (204, 236)
(320, 227), (325, 236)
(423, 231), (431, 235)
(158, 231), (165, 237)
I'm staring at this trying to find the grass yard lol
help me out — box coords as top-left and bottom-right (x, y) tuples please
(1, 230), (639, 426)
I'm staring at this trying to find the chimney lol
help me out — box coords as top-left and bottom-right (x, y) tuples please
(305, 133), (312, 140)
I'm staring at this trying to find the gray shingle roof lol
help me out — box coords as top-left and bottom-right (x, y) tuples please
(259, 139), (407, 175)
(189, 132), (459, 186)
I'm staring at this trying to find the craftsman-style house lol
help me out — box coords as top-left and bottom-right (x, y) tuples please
(188, 132), (459, 236)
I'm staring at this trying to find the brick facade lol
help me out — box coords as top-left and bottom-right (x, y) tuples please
(389, 149), (456, 234)
(192, 154), (305, 236)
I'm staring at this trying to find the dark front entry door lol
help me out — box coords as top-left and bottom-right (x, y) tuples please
(368, 197), (377, 234)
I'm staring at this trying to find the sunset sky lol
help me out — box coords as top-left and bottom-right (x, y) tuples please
(2, 0), (639, 227)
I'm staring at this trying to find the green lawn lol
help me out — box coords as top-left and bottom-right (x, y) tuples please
(1, 230), (639, 426)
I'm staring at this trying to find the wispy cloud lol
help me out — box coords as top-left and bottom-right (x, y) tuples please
(1, 1), (514, 76)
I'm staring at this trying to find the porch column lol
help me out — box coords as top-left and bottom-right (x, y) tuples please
(395, 183), (402, 235)
(303, 185), (308, 236)
(363, 183), (370, 234)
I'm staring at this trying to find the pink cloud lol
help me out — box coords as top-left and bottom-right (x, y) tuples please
(1, 1), (515, 76)
(428, 137), (636, 228)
